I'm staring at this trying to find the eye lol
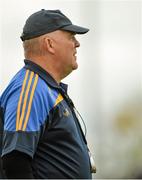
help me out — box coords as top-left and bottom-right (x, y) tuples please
(70, 35), (76, 41)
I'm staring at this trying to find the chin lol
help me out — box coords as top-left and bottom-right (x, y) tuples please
(72, 63), (78, 70)
(73, 66), (78, 70)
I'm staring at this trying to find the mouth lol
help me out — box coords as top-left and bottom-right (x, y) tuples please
(73, 51), (77, 56)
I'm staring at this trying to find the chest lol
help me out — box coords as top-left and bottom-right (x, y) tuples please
(41, 100), (85, 146)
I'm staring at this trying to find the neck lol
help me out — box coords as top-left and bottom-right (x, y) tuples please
(26, 56), (62, 84)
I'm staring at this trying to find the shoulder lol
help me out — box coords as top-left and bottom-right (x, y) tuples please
(1, 68), (51, 107)
(1, 68), (61, 131)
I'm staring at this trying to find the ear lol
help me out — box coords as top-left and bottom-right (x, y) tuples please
(44, 37), (55, 54)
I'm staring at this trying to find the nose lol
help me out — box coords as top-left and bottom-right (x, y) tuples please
(74, 37), (80, 48)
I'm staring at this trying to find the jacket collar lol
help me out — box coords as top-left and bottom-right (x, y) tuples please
(24, 59), (68, 93)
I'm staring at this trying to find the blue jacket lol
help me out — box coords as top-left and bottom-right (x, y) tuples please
(0, 60), (91, 179)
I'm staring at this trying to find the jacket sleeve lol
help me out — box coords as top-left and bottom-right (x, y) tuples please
(1, 71), (53, 158)
(2, 150), (34, 179)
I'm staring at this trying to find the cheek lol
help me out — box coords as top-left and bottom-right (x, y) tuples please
(58, 42), (74, 60)
(64, 48), (73, 59)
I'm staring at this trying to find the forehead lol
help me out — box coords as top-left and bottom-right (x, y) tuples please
(46, 30), (76, 40)
(58, 30), (76, 36)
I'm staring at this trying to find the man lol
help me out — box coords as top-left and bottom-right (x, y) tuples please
(0, 9), (93, 179)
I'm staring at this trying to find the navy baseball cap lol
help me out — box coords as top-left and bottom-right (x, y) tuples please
(21, 9), (89, 41)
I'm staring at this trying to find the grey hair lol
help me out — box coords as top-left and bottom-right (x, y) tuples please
(23, 36), (45, 58)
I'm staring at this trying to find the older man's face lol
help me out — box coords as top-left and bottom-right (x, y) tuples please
(52, 30), (80, 77)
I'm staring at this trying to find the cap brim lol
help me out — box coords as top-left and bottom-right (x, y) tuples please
(61, 24), (89, 34)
